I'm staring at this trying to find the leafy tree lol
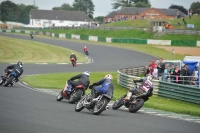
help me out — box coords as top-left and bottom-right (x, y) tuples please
(52, 3), (73, 11)
(190, 2), (200, 14)
(94, 16), (104, 23)
(72, 0), (95, 19)
(0, 0), (37, 24)
(111, 0), (151, 9)
(169, 4), (188, 15)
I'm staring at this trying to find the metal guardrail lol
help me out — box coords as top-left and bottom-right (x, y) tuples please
(165, 29), (200, 35)
(117, 66), (200, 105)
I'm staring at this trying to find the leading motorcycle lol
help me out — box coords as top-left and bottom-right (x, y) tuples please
(56, 82), (86, 104)
(75, 87), (111, 115)
(112, 79), (153, 113)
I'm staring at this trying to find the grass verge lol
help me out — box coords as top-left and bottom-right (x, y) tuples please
(21, 72), (200, 117)
(0, 36), (87, 63)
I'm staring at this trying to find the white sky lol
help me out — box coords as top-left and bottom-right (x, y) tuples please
(1, 0), (197, 17)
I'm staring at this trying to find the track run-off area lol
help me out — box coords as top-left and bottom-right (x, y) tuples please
(0, 33), (200, 133)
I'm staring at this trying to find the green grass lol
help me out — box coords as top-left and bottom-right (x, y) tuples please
(101, 15), (200, 30)
(21, 72), (200, 117)
(0, 36), (87, 63)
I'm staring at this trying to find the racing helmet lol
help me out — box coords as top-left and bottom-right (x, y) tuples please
(17, 61), (22, 66)
(84, 46), (86, 48)
(104, 74), (113, 80)
(71, 53), (74, 55)
(83, 71), (90, 76)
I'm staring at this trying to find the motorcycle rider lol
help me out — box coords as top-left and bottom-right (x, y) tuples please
(89, 74), (114, 102)
(123, 74), (153, 102)
(83, 46), (88, 53)
(70, 53), (77, 64)
(66, 71), (90, 93)
(3, 61), (24, 85)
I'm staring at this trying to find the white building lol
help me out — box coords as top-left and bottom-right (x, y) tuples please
(29, 9), (93, 28)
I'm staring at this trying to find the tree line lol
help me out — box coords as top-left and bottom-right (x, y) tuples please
(0, 0), (199, 24)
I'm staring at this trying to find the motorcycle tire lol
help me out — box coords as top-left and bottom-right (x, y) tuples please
(0, 77), (4, 85)
(93, 98), (108, 115)
(112, 99), (124, 110)
(128, 98), (144, 113)
(69, 89), (83, 104)
(56, 91), (63, 101)
(4, 75), (15, 87)
(75, 97), (85, 112)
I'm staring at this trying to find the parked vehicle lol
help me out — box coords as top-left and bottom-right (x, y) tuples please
(112, 80), (153, 113)
(75, 90), (111, 115)
(56, 83), (86, 104)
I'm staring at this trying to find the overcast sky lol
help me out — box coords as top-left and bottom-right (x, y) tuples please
(2, 0), (198, 17)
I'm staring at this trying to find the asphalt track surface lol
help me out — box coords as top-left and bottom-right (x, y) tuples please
(0, 33), (200, 133)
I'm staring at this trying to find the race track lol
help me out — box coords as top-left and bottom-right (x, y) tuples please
(0, 33), (199, 133)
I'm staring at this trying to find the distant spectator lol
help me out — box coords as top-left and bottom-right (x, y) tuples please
(189, 9), (193, 18)
(150, 60), (156, 75)
(168, 64), (175, 82)
(152, 64), (158, 79)
(182, 16), (185, 22)
(173, 66), (181, 84)
(145, 66), (150, 76)
(164, 64), (169, 81)
(181, 64), (190, 84)
(157, 58), (165, 80)
(198, 8), (200, 15)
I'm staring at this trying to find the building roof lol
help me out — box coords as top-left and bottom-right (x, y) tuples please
(30, 9), (93, 21)
(117, 7), (149, 15)
(105, 11), (118, 18)
(157, 8), (186, 16)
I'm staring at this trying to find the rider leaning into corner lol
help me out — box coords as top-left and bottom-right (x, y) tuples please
(4, 61), (24, 85)
(123, 74), (153, 103)
(83, 46), (88, 52)
(66, 71), (90, 93)
(89, 74), (114, 102)
(70, 53), (77, 63)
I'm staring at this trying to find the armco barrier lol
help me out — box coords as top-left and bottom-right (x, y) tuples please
(117, 66), (200, 105)
(0, 29), (199, 46)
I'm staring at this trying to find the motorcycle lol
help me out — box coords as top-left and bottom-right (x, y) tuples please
(0, 69), (17, 87)
(70, 58), (76, 67)
(85, 50), (89, 55)
(112, 79), (153, 113)
(75, 87), (111, 115)
(30, 34), (33, 39)
(56, 83), (86, 104)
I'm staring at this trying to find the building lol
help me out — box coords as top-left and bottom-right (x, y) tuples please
(29, 9), (93, 27)
(104, 7), (186, 23)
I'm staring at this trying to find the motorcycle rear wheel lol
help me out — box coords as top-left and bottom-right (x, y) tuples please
(56, 91), (63, 101)
(75, 98), (85, 112)
(0, 78), (4, 85)
(128, 98), (144, 113)
(4, 75), (14, 87)
(69, 89), (83, 104)
(93, 98), (108, 115)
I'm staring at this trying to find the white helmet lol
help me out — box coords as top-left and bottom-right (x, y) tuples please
(71, 53), (74, 54)
(83, 71), (90, 76)
(146, 75), (153, 81)
(104, 74), (113, 80)
(84, 46), (86, 48)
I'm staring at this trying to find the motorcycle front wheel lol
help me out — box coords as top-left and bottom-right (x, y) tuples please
(75, 97), (85, 112)
(128, 98), (144, 113)
(93, 98), (108, 115)
(4, 75), (14, 87)
(56, 91), (63, 101)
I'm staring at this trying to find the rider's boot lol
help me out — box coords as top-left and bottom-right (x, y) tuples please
(123, 92), (132, 101)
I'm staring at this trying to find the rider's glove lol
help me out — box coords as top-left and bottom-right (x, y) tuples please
(89, 85), (93, 89)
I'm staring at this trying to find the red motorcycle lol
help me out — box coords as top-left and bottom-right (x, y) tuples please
(56, 83), (86, 104)
(70, 58), (76, 67)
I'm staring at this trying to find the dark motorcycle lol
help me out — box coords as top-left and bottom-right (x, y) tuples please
(112, 80), (153, 113)
(30, 34), (33, 39)
(75, 88), (111, 115)
(85, 50), (89, 55)
(70, 58), (77, 67)
(0, 69), (17, 87)
(56, 83), (86, 104)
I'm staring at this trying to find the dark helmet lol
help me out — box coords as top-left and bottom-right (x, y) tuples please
(17, 61), (22, 66)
